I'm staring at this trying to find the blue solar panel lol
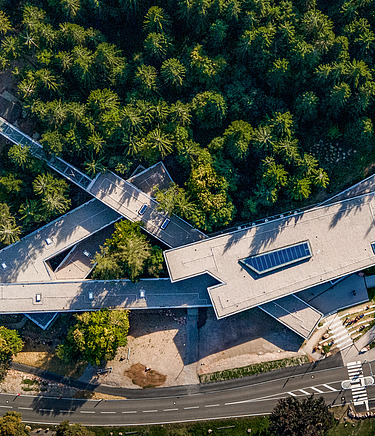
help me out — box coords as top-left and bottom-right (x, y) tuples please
(240, 241), (312, 275)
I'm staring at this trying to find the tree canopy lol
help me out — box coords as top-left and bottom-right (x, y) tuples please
(0, 0), (373, 238)
(0, 327), (23, 362)
(269, 395), (334, 436)
(57, 309), (129, 365)
(0, 412), (29, 436)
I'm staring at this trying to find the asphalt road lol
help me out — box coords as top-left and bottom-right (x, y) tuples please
(2, 359), (373, 426)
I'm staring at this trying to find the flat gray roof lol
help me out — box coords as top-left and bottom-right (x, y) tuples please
(88, 172), (206, 248)
(0, 275), (215, 313)
(165, 193), (375, 318)
(127, 161), (173, 197)
(0, 199), (120, 283)
(259, 295), (321, 339)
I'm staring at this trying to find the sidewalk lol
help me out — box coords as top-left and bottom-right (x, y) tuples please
(341, 324), (375, 364)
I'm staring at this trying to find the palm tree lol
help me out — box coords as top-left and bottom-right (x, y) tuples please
(33, 173), (54, 195)
(161, 58), (186, 87)
(61, 0), (81, 20)
(143, 6), (171, 33)
(35, 69), (60, 92)
(135, 65), (159, 96)
(55, 51), (73, 72)
(1, 36), (21, 60)
(42, 192), (71, 216)
(87, 88), (120, 115)
(288, 177), (311, 201)
(144, 32), (171, 61)
(19, 199), (42, 227)
(119, 236), (151, 282)
(0, 220), (21, 245)
(0, 11), (12, 34)
(86, 132), (105, 154)
(170, 101), (191, 126)
(84, 158), (106, 177)
(121, 105), (145, 136)
(8, 144), (30, 168)
(147, 128), (173, 158)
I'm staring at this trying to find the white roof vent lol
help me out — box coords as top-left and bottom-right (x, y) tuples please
(88, 292), (94, 300)
(83, 250), (90, 257)
(1, 262), (7, 269)
(36, 294), (41, 302)
(45, 238), (53, 245)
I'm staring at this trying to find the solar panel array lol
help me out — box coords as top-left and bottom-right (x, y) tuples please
(241, 241), (312, 275)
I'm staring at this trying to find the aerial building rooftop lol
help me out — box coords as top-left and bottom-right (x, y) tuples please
(164, 193), (375, 318)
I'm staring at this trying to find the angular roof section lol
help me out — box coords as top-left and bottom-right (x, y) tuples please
(164, 192), (375, 318)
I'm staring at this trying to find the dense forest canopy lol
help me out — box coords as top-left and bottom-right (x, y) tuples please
(0, 0), (375, 241)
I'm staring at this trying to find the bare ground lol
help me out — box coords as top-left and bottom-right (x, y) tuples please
(0, 308), (306, 393)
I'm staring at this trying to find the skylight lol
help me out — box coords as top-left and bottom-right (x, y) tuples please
(240, 241), (312, 275)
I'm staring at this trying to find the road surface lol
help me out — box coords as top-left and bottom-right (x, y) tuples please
(2, 358), (373, 426)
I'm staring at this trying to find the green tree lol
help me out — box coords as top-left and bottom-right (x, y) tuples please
(0, 11), (12, 35)
(0, 327), (23, 361)
(143, 6), (171, 34)
(155, 183), (195, 219)
(0, 412), (29, 436)
(294, 92), (319, 123)
(57, 309), (129, 366)
(161, 58), (186, 88)
(0, 204), (21, 246)
(223, 120), (253, 161)
(269, 396), (334, 436)
(192, 91), (227, 130)
(92, 221), (154, 282)
(144, 32), (171, 61)
(55, 421), (94, 436)
(135, 64), (159, 96)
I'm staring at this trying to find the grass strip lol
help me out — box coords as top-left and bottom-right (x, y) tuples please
(199, 355), (309, 383)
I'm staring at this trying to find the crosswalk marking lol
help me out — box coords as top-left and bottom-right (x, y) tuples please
(311, 387), (323, 393)
(346, 361), (369, 410)
(288, 392), (297, 396)
(323, 384), (337, 392)
(299, 389), (310, 395)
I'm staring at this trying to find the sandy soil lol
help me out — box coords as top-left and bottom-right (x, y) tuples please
(81, 308), (305, 389)
(81, 309), (188, 389)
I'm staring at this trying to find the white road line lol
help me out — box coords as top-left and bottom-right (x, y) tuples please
(60, 410), (72, 413)
(184, 406), (199, 410)
(163, 408), (178, 412)
(288, 392), (297, 396)
(80, 411), (95, 414)
(122, 411), (137, 414)
(205, 404), (220, 408)
(323, 384), (337, 391)
(347, 362), (361, 367)
(18, 407), (32, 411)
(311, 387), (323, 393)
(101, 411), (116, 414)
(39, 409), (52, 412)
(299, 389), (310, 395)
(143, 410), (158, 413)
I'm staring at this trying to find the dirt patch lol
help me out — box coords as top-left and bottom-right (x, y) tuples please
(13, 351), (87, 379)
(124, 363), (167, 388)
